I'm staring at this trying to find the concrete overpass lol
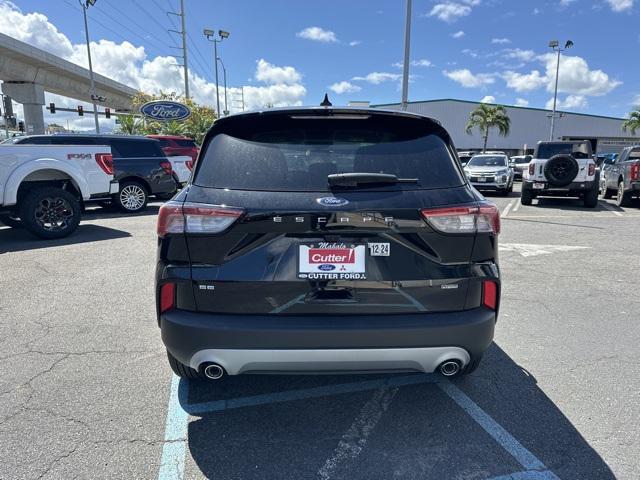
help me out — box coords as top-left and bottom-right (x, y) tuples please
(0, 32), (139, 134)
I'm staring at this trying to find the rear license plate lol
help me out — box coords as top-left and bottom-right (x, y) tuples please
(298, 243), (366, 280)
(533, 182), (545, 189)
(368, 243), (390, 256)
(477, 177), (487, 182)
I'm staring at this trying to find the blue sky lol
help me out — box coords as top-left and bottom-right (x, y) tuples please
(1, 0), (639, 129)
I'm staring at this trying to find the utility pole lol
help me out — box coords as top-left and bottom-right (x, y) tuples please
(401, 0), (412, 111)
(80, 0), (100, 133)
(169, 0), (189, 99)
(218, 57), (228, 115)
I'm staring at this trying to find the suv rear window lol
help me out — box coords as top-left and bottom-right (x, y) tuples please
(110, 140), (163, 158)
(195, 115), (463, 192)
(536, 142), (592, 159)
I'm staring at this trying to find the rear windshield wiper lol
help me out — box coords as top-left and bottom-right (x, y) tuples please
(327, 172), (419, 187)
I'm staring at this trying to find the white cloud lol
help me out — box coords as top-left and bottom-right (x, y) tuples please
(502, 70), (547, 92)
(349, 40), (361, 47)
(0, 1), (306, 128)
(328, 81), (361, 95)
(443, 69), (495, 88)
(352, 72), (402, 84)
(394, 59), (433, 68)
(254, 59), (302, 85)
(451, 30), (465, 38)
(427, 3), (472, 22)
(559, 0), (577, 7)
(515, 98), (529, 107)
(296, 26), (338, 43)
(606, 0), (633, 11)
(491, 38), (511, 44)
(480, 95), (496, 103)
(462, 48), (478, 58)
(545, 95), (588, 110)
(538, 53), (621, 96)
(503, 48), (537, 62)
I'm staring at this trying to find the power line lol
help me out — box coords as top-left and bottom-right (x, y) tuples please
(98, 2), (174, 51)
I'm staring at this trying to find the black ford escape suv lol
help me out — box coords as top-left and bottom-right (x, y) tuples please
(155, 107), (500, 381)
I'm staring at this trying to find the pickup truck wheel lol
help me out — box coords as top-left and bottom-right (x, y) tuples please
(0, 214), (22, 229)
(521, 187), (533, 205)
(167, 350), (204, 380)
(115, 181), (148, 213)
(601, 188), (614, 199)
(20, 187), (81, 239)
(616, 181), (632, 207)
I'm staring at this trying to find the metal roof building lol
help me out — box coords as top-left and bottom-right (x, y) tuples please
(372, 99), (639, 154)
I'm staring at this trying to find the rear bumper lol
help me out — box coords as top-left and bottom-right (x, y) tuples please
(160, 308), (496, 374)
(523, 180), (595, 193)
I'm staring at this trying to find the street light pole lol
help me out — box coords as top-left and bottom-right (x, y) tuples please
(80, 0), (100, 134)
(218, 57), (228, 115)
(204, 29), (229, 118)
(401, 0), (412, 111)
(549, 39), (573, 141)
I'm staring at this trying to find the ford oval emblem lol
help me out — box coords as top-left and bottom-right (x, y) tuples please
(139, 100), (191, 122)
(318, 264), (336, 271)
(317, 196), (349, 207)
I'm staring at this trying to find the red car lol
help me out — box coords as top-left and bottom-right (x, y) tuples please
(147, 135), (199, 170)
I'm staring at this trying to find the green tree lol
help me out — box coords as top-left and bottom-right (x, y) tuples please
(465, 104), (511, 152)
(622, 107), (640, 135)
(115, 114), (143, 135)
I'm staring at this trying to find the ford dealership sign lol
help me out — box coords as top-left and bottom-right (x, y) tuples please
(139, 101), (191, 122)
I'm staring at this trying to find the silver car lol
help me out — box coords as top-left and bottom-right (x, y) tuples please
(464, 154), (514, 196)
(510, 155), (532, 180)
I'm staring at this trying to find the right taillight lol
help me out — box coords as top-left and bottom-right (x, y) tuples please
(528, 162), (535, 175)
(631, 162), (640, 181)
(95, 153), (114, 175)
(482, 280), (498, 310)
(157, 201), (244, 237)
(421, 203), (500, 235)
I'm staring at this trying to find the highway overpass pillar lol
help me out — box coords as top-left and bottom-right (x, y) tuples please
(1, 81), (45, 135)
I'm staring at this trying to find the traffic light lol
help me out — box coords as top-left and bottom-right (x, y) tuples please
(49, 103), (56, 114)
(78, 105), (84, 116)
(105, 107), (111, 119)
(18, 121), (24, 133)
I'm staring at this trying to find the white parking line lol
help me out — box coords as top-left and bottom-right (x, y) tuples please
(512, 198), (522, 213)
(599, 201), (623, 216)
(157, 373), (557, 480)
(317, 387), (398, 480)
(502, 200), (515, 218)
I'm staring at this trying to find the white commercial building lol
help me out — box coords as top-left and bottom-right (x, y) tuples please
(372, 99), (639, 155)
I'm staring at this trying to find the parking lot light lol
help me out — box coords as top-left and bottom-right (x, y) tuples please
(549, 39), (573, 141)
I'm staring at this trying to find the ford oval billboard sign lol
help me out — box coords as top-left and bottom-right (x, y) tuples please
(139, 101), (191, 122)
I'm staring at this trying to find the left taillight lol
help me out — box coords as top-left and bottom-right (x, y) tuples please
(588, 163), (596, 176)
(95, 153), (113, 175)
(159, 283), (175, 313)
(160, 160), (173, 175)
(421, 203), (500, 235)
(482, 280), (498, 310)
(157, 201), (244, 237)
(631, 162), (640, 181)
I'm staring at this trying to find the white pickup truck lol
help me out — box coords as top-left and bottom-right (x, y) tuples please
(0, 144), (118, 239)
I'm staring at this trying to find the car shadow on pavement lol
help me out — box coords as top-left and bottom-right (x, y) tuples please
(182, 344), (614, 480)
(532, 197), (610, 212)
(82, 204), (161, 221)
(0, 224), (130, 253)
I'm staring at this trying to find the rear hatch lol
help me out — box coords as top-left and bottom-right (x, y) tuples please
(166, 110), (498, 315)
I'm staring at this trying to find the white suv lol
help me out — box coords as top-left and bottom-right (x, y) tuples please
(521, 141), (598, 208)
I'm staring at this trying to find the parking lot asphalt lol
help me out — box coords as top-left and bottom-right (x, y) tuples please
(1, 185), (639, 480)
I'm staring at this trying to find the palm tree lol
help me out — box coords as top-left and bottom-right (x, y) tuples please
(116, 115), (142, 135)
(622, 107), (640, 135)
(465, 104), (511, 152)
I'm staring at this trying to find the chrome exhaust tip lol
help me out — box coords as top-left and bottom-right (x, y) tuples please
(202, 363), (225, 380)
(438, 360), (461, 377)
